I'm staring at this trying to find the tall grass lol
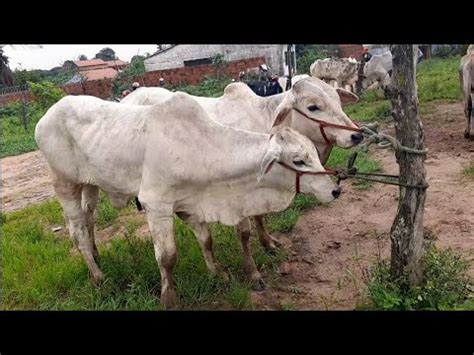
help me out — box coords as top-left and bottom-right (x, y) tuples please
(2, 196), (286, 310)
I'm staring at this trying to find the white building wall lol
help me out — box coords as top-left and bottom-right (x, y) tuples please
(144, 44), (289, 76)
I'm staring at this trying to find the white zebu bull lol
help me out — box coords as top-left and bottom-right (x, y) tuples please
(35, 93), (340, 308)
(362, 51), (393, 91)
(122, 77), (363, 252)
(310, 57), (359, 92)
(459, 45), (474, 138)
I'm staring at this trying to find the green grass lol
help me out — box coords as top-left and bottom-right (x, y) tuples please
(416, 57), (463, 103)
(345, 89), (392, 123)
(327, 146), (381, 190)
(2, 195), (288, 310)
(0, 103), (45, 158)
(363, 245), (473, 310)
(463, 163), (474, 179)
(344, 56), (463, 123)
(96, 191), (120, 227)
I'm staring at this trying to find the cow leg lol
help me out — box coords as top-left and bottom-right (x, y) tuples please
(189, 221), (229, 281)
(254, 215), (281, 252)
(236, 219), (265, 291)
(467, 96), (473, 138)
(146, 208), (177, 309)
(54, 180), (103, 283)
(82, 184), (99, 261)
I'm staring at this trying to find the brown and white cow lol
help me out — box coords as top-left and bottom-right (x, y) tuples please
(310, 57), (360, 92)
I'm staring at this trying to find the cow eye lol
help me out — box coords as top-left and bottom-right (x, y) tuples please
(307, 105), (320, 112)
(293, 160), (306, 166)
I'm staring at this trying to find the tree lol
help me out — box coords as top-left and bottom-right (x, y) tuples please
(95, 47), (117, 61)
(386, 45), (428, 286)
(63, 60), (76, 70)
(0, 46), (14, 87)
(78, 54), (88, 60)
(13, 69), (46, 86)
(111, 56), (146, 97)
(130, 55), (145, 63)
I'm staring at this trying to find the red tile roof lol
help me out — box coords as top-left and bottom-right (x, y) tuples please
(74, 59), (106, 67)
(81, 68), (118, 81)
(105, 60), (128, 67)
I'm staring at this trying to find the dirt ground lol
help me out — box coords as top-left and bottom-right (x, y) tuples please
(1, 150), (55, 212)
(1, 102), (473, 310)
(253, 102), (474, 310)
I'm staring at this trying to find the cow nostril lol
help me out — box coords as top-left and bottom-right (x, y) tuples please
(332, 187), (341, 198)
(351, 133), (363, 143)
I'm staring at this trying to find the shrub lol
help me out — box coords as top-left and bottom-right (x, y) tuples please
(177, 77), (232, 97)
(432, 45), (468, 58)
(366, 245), (472, 310)
(28, 81), (66, 110)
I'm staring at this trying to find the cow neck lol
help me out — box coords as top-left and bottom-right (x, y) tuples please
(260, 92), (287, 127)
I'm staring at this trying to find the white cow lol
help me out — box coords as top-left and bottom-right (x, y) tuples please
(459, 45), (473, 138)
(122, 77), (363, 251)
(362, 51), (393, 91)
(309, 57), (360, 92)
(35, 93), (340, 308)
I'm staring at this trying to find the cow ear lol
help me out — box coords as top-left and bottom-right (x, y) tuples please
(257, 137), (282, 182)
(271, 95), (295, 127)
(336, 88), (359, 105)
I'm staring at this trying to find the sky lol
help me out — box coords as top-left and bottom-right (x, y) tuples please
(2, 45), (159, 71)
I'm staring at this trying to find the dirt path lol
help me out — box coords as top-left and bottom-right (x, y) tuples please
(253, 102), (474, 310)
(2, 102), (473, 310)
(1, 150), (54, 213)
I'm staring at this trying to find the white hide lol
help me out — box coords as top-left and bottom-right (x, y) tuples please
(122, 76), (360, 165)
(35, 94), (338, 227)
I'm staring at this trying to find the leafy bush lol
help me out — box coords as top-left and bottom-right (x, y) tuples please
(111, 56), (146, 97)
(432, 45), (468, 58)
(366, 245), (472, 310)
(29, 81), (66, 110)
(177, 77), (232, 97)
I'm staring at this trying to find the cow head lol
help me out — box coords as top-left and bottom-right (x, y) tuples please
(258, 126), (340, 202)
(271, 77), (363, 149)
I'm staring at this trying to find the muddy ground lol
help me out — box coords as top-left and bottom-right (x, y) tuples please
(1, 101), (473, 310)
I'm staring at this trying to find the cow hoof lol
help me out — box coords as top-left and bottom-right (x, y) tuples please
(264, 242), (279, 254)
(91, 270), (105, 285)
(161, 289), (178, 309)
(464, 131), (470, 139)
(251, 278), (266, 292)
(262, 235), (282, 253)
